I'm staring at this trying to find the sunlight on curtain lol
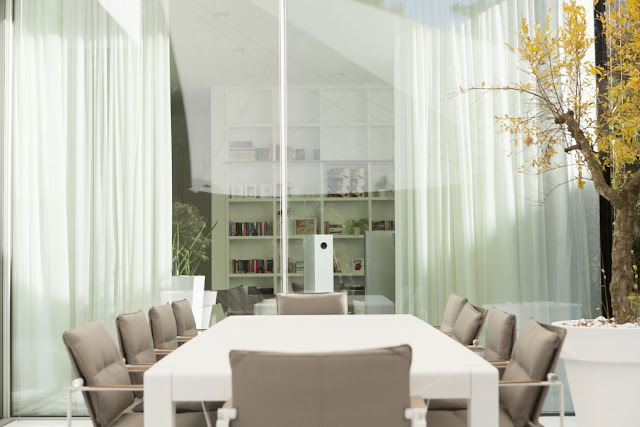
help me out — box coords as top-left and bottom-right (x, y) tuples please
(394, 0), (600, 325)
(11, 0), (171, 415)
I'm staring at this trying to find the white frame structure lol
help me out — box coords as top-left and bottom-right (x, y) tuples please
(0, 0), (12, 419)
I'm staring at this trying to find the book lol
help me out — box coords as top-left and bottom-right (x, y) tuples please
(333, 254), (342, 273)
(295, 218), (316, 235)
(328, 224), (343, 235)
(295, 261), (304, 273)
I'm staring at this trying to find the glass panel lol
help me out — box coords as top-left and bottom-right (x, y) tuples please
(9, 0), (279, 416)
(287, 0), (599, 414)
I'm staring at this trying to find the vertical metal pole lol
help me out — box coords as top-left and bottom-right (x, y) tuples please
(278, 0), (288, 294)
(1, 0), (13, 418)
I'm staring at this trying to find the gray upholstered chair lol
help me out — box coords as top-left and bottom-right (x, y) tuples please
(148, 303), (181, 350)
(276, 291), (348, 315)
(435, 293), (468, 333)
(426, 318), (567, 427)
(172, 299), (207, 337)
(446, 302), (488, 345)
(63, 321), (213, 427)
(116, 310), (220, 413)
(216, 345), (426, 427)
(429, 307), (516, 411)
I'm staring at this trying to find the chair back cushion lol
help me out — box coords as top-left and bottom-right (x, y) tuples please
(500, 318), (564, 427)
(451, 303), (484, 344)
(210, 303), (225, 325)
(217, 286), (253, 315)
(172, 299), (198, 336)
(148, 303), (178, 349)
(63, 321), (134, 427)
(229, 345), (412, 427)
(440, 293), (467, 333)
(483, 307), (516, 361)
(276, 291), (348, 315)
(116, 310), (156, 364)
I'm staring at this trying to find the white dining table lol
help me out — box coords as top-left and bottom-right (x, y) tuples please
(144, 314), (498, 427)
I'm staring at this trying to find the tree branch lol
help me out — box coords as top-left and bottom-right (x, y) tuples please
(564, 144), (580, 153)
(557, 110), (623, 206)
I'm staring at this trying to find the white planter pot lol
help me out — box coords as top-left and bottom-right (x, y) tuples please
(552, 322), (640, 427)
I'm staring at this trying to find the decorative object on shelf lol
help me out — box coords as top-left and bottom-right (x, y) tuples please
(259, 183), (273, 198)
(350, 168), (365, 197)
(172, 201), (217, 276)
(352, 258), (364, 272)
(343, 218), (369, 236)
(374, 175), (393, 197)
(295, 218), (316, 235)
(230, 184), (245, 199)
(245, 184), (257, 198)
(327, 168), (350, 197)
(295, 261), (304, 273)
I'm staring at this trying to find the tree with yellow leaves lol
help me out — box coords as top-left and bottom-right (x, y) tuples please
(476, 0), (640, 322)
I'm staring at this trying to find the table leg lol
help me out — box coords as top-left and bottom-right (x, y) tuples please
(144, 366), (176, 427)
(467, 365), (498, 427)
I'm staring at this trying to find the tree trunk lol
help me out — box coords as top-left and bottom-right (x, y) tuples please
(610, 201), (636, 322)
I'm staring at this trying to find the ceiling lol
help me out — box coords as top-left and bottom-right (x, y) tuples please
(167, 0), (398, 91)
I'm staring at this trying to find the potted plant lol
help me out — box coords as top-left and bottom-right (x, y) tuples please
(474, 2), (640, 425)
(170, 201), (217, 328)
(343, 218), (369, 236)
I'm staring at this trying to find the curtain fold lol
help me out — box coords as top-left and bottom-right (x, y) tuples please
(394, 0), (600, 326)
(11, 0), (171, 415)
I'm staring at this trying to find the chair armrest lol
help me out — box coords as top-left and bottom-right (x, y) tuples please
(216, 400), (238, 427)
(488, 360), (509, 367)
(404, 396), (427, 427)
(127, 364), (154, 372)
(177, 335), (195, 342)
(466, 345), (484, 352)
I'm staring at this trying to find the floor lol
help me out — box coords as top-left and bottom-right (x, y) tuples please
(1, 416), (577, 426)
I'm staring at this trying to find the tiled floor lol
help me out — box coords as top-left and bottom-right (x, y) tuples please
(1, 416), (577, 426)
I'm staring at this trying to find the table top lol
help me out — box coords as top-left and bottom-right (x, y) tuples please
(146, 314), (496, 402)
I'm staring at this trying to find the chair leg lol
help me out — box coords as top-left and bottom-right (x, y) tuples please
(201, 401), (213, 427)
(67, 388), (73, 427)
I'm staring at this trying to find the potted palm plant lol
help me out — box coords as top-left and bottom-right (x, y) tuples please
(474, 2), (640, 425)
(170, 201), (217, 328)
(343, 218), (369, 236)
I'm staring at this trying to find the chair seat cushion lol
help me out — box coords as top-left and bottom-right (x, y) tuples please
(427, 398), (467, 410)
(426, 407), (515, 427)
(112, 411), (216, 427)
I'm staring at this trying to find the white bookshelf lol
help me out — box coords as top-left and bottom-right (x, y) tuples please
(224, 86), (395, 292)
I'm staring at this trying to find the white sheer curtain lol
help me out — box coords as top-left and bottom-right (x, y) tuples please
(11, 0), (171, 415)
(394, 0), (600, 325)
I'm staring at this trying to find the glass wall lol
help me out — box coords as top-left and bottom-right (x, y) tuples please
(6, 0), (599, 417)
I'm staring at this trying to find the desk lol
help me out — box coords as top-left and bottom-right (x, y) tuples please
(144, 315), (497, 427)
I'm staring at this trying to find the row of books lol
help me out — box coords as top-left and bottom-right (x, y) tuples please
(230, 259), (274, 274)
(324, 221), (344, 234)
(228, 147), (272, 161)
(372, 220), (395, 231)
(228, 221), (273, 236)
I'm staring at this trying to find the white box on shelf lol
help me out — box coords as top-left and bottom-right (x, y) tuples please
(303, 234), (334, 293)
